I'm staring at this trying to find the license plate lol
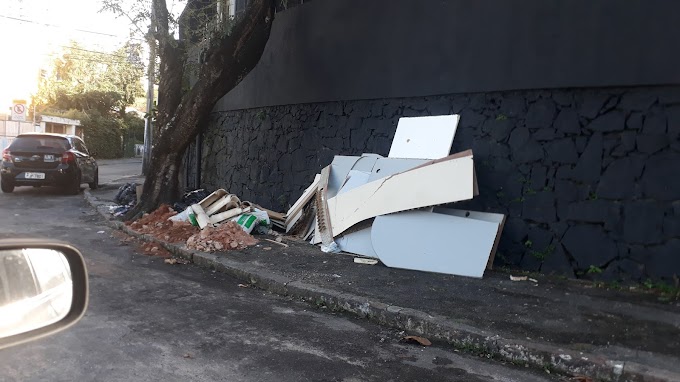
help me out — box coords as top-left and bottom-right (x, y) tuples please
(44, 154), (55, 162)
(24, 172), (45, 180)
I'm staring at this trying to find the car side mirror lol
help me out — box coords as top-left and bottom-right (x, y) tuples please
(0, 240), (88, 350)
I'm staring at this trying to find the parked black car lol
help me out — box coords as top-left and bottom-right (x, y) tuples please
(1, 133), (98, 194)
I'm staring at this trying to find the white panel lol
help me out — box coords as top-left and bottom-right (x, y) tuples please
(372, 211), (498, 278)
(337, 170), (371, 196)
(336, 226), (377, 258)
(367, 158), (429, 182)
(388, 114), (459, 159)
(326, 153), (475, 237)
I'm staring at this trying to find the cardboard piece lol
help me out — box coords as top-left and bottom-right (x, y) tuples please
(371, 210), (499, 278)
(315, 165), (335, 247)
(388, 115), (459, 159)
(327, 151), (477, 237)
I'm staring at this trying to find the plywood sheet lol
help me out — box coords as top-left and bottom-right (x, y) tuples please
(388, 115), (459, 159)
(371, 210), (498, 278)
(326, 152), (475, 237)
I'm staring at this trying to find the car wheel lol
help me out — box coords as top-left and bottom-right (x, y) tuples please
(67, 173), (81, 195)
(1, 179), (14, 193)
(88, 170), (99, 190)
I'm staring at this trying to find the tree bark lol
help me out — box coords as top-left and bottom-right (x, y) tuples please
(126, 0), (276, 219)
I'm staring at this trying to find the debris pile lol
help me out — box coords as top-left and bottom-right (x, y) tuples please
(127, 205), (199, 243)
(267, 114), (506, 278)
(186, 221), (258, 252)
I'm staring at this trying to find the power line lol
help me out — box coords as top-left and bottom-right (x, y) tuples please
(0, 14), (144, 41)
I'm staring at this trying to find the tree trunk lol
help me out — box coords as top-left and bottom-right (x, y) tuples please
(125, 0), (276, 220)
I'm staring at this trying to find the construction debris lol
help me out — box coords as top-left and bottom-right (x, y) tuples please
(264, 238), (289, 247)
(186, 221), (258, 252)
(353, 257), (378, 265)
(263, 114), (506, 279)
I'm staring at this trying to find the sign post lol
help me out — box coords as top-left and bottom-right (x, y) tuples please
(11, 100), (27, 122)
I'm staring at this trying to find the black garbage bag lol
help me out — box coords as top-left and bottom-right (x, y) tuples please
(114, 183), (138, 205)
(182, 189), (210, 205)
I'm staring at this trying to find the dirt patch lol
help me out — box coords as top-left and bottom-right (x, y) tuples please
(127, 205), (199, 243)
(187, 221), (258, 252)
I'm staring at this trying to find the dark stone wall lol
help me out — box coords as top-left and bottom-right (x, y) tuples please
(215, 0), (680, 111)
(198, 86), (680, 282)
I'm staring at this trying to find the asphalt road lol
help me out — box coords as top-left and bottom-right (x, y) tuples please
(0, 164), (558, 382)
(97, 158), (143, 185)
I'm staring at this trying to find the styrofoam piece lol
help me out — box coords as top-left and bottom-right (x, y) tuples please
(371, 210), (499, 278)
(326, 151), (476, 237)
(205, 194), (241, 216)
(388, 115), (459, 159)
(209, 207), (247, 225)
(197, 189), (228, 210)
(335, 226), (378, 258)
(190, 204), (210, 229)
(367, 158), (429, 182)
(433, 207), (506, 269)
(337, 170), (371, 196)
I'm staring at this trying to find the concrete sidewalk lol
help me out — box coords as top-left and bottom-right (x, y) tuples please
(85, 183), (680, 382)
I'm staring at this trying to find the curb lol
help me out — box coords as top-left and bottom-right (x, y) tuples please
(83, 189), (677, 382)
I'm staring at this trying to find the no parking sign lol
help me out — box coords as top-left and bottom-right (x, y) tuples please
(11, 100), (27, 121)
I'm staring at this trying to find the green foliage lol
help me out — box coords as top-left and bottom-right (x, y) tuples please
(34, 41), (144, 117)
(80, 111), (125, 159)
(587, 265), (603, 274)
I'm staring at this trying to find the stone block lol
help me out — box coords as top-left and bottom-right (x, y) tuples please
(552, 91), (574, 107)
(500, 94), (526, 118)
(619, 91), (658, 111)
(663, 215), (680, 238)
(514, 139), (544, 163)
(642, 113), (667, 134)
(623, 201), (664, 244)
(554, 179), (579, 202)
(578, 93), (608, 119)
(666, 105), (680, 140)
(586, 111), (626, 132)
(564, 200), (621, 225)
(546, 138), (578, 164)
(482, 118), (514, 141)
(533, 128), (561, 141)
(626, 112), (643, 131)
(525, 99), (557, 129)
(596, 157), (642, 200)
(644, 239), (680, 280)
(541, 244), (576, 275)
(636, 134), (669, 154)
(562, 225), (618, 268)
(641, 151), (680, 200)
(611, 130), (637, 156)
(571, 133), (602, 184)
(522, 191), (556, 223)
(658, 88), (680, 104)
(508, 127), (530, 151)
(554, 109), (580, 134)
(529, 164), (547, 190)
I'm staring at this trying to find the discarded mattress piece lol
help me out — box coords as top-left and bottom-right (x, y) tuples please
(262, 114), (505, 278)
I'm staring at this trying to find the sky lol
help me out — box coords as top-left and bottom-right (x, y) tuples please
(0, 0), (186, 114)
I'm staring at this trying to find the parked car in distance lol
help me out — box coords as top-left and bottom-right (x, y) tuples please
(1, 133), (98, 194)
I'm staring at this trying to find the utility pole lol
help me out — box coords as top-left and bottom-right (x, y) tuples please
(142, 6), (156, 175)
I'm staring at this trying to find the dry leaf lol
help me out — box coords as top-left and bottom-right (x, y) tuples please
(165, 258), (178, 265)
(401, 335), (432, 346)
(510, 275), (528, 281)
